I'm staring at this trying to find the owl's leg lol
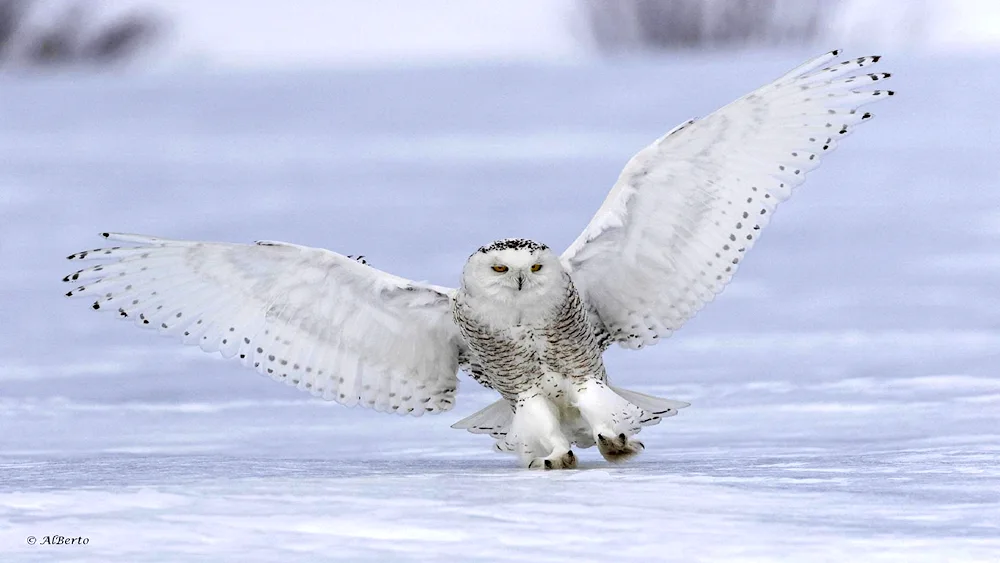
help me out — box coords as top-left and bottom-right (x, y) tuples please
(572, 379), (645, 463)
(510, 393), (576, 470)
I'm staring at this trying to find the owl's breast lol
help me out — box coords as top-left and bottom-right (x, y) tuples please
(453, 282), (606, 402)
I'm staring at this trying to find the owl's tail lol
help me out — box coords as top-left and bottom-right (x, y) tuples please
(450, 386), (690, 454)
(450, 399), (514, 444)
(608, 385), (690, 427)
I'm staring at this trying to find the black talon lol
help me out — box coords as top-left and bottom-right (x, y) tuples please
(597, 434), (609, 445)
(618, 433), (627, 442)
(544, 459), (553, 470)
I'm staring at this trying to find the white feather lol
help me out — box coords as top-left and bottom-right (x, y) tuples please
(65, 233), (463, 415)
(561, 51), (893, 349)
(450, 398), (513, 438)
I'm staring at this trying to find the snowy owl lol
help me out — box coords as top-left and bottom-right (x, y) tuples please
(64, 50), (892, 469)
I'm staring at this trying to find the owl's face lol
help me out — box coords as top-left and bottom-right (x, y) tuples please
(462, 239), (565, 304)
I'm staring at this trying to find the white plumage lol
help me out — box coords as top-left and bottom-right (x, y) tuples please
(64, 50), (892, 469)
(563, 50), (892, 349)
(65, 235), (463, 415)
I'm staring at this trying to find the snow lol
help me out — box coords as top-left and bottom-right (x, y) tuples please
(2, 52), (999, 561)
(30, 0), (580, 69)
(27, 0), (1000, 71)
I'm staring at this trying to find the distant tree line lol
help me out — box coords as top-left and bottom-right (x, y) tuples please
(0, 0), (162, 68)
(580, 0), (839, 52)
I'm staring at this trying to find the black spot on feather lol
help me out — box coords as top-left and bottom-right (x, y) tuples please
(476, 238), (549, 254)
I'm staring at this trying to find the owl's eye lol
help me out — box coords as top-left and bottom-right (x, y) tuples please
(491, 265), (508, 273)
(530, 264), (543, 272)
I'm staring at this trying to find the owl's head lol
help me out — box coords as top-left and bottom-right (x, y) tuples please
(461, 238), (564, 304)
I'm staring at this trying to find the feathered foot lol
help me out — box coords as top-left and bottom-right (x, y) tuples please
(597, 433), (644, 463)
(528, 450), (577, 470)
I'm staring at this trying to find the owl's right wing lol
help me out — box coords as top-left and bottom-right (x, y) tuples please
(64, 233), (462, 415)
(561, 50), (893, 350)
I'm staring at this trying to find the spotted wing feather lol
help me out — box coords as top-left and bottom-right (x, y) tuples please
(562, 50), (893, 349)
(64, 233), (462, 415)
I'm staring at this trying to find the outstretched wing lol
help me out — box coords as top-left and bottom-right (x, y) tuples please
(562, 50), (893, 350)
(64, 233), (462, 415)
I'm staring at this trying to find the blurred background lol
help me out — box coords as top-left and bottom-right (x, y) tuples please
(0, 0), (995, 69)
(2, 1), (999, 560)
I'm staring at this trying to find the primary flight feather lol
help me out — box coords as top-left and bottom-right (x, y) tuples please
(64, 50), (892, 469)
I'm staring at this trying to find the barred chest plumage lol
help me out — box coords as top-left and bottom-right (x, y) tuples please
(453, 275), (607, 405)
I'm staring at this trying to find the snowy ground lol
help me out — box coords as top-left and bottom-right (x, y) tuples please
(2, 52), (999, 561)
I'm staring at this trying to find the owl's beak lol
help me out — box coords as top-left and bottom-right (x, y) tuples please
(516, 273), (525, 291)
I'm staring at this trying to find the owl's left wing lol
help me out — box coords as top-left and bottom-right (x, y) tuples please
(561, 50), (893, 350)
(64, 233), (462, 415)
